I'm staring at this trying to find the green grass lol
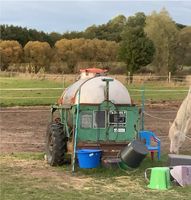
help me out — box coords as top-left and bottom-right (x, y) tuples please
(0, 153), (191, 200)
(127, 82), (189, 101)
(0, 77), (65, 107)
(4, 152), (45, 160)
(0, 77), (67, 88)
(0, 77), (189, 107)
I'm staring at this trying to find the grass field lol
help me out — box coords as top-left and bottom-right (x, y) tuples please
(0, 78), (64, 106)
(0, 77), (189, 107)
(0, 153), (191, 200)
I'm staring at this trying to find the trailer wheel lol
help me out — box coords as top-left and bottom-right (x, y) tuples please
(45, 122), (67, 166)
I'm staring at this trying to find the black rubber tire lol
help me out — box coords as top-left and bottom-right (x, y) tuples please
(45, 122), (67, 166)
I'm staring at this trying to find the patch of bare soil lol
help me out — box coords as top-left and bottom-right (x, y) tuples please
(0, 103), (190, 154)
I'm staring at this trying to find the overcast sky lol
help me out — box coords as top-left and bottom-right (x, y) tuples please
(0, 0), (191, 33)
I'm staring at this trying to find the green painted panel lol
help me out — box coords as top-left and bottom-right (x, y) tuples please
(76, 101), (140, 142)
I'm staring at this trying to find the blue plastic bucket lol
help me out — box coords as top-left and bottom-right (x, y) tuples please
(77, 149), (102, 168)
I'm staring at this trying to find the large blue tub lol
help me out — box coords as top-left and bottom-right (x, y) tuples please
(77, 149), (102, 168)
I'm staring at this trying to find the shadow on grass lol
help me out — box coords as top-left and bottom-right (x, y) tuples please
(76, 154), (168, 179)
(2, 152), (168, 176)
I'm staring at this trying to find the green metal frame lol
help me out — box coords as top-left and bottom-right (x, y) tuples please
(50, 101), (140, 143)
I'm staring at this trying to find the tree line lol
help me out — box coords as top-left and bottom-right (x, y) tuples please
(0, 15), (133, 46)
(0, 14), (186, 46)
(0, 39), (118, 73)
(0, 9), (191, 75)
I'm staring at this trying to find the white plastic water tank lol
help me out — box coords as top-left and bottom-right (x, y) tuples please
(60, 76), (131, 105)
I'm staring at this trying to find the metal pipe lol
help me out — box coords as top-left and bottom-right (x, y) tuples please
(141, 86), (145, 130)
(72, 88), (81, 172)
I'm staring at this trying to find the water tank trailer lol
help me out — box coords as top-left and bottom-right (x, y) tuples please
(45, 68), (141, 166)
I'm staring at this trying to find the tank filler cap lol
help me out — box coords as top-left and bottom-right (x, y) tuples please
(102, 78), (114, 101)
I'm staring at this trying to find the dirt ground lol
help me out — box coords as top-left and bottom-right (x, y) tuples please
(0, 102), (191, 154)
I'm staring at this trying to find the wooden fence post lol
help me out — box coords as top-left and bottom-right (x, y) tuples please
(128, 71), (130, 85)
(62, 73), (65, 89)
(168, 72), (171, 83)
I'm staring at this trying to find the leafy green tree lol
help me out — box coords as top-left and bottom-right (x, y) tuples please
(176, 27), (191, 66)
(62, 31), (84, 40)
(145, 9), (179, 74)
(84, 15), (126, 42)
(0, 25), (53, 46)
(0, 40), (22, 70)
(106, 15), (126, 42)
(84, 25), (97, 39)
(176, 23), (186, 30)
(119, 12), (155, 77)
(49, 32), (62, 44)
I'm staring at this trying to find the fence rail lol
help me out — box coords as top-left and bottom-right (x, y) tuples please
(0, 88), (188, 99)
(1, 72), (191, 85)
(0, 88), (63, 91)
(0, 88), (189, 92)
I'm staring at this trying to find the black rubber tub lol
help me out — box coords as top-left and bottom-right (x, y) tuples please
(120, 140), (148, 168)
